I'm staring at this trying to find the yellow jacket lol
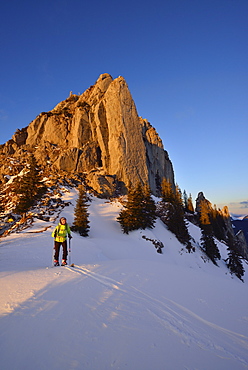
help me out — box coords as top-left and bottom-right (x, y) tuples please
(52, 223), (71, 243)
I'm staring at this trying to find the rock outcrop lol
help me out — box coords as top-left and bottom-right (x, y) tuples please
(195, 191), (213, 214)
(196, 192), (248, 260)
(0, 73), (175, 196)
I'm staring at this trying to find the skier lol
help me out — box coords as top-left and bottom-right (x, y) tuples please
(52, 217), (72, 266)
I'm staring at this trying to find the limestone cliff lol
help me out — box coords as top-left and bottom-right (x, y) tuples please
(0, 73), (174, 196)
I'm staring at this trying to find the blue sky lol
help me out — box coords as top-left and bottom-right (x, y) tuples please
(0, 0), (247, 216)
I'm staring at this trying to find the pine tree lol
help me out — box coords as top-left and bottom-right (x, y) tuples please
(167, 185), (193, 252)
(117, 182), (156, 234)
(161, 178), (174, 204)
(14, 154), (45, 217)
(15, 189), (32, 217)
(155, 171), (162, 196)
(187, 193), (194, 213)
(209, 205), (226, 241)
(183, 190), (188, 211)
(72, 185), (90, 236)
(226, 232), (244, 282)
(158, 182), (193, 252)
(141, 183), (157, 230)
(199, 200), (221, 265)
(117, 183), (143, 234)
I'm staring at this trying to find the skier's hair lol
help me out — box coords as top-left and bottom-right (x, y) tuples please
(60, 217), (67, 224)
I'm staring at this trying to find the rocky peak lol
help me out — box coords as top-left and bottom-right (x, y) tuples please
(195, 192), (212, 214)
(0, 74), (175, 197)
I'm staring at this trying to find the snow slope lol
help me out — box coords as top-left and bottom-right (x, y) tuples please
(0, 190), (248, 370)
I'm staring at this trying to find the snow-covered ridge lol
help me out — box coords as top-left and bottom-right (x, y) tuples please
(0, 189), (248, 370)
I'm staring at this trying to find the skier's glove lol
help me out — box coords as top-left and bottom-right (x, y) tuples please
(68, 234), (72, 239)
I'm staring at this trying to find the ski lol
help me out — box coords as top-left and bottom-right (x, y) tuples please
(62, 263), (74, 267)
(47, 263), (74, 269)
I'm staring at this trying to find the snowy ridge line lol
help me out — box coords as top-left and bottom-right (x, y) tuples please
(65, 264), (248, 367)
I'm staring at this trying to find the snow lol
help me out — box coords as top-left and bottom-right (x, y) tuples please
(0, 190), (248, 370)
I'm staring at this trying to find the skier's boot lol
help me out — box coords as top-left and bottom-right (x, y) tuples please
(61, 259), (67, 266)
(54, 260), (60, 266)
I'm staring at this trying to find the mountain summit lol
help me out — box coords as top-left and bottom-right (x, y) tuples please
(0, 73), (174, 197)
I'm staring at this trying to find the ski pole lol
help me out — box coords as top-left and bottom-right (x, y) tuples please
(68, 237), (74, 267)
(68, 237), (71, 266)
(52, 242), (55, 267)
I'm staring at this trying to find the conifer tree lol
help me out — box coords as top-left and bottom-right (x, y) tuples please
(72, 185), (90, 236)
(161, 178), (174, 203)
(209, 205), (226, 241)
(15, 189), (32, 217)
(226, 232), (244, 282)
(158, 181), (193, 252)
(183, 190), (188, 211)
(155, 171), (162, 196)
(117, 183), (143, 234)
(187, 193), (194, 213)
(141, 183), (157, 230)
(14, 154), (45, 217)
(117, 182), (156, 234)
(167, 185), (193, 252)
(199, 200), (221, 265)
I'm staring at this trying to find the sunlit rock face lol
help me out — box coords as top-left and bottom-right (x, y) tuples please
(1, 73), (175, 196)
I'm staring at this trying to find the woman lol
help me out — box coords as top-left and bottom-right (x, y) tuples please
(52, 217), (72, 266)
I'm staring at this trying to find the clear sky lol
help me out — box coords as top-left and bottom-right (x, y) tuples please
(1, 0), (247, 216)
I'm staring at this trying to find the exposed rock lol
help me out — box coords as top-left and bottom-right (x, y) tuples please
(235, 230), (248, 260)
(196, 192), (248, 260)
(54, 148), (82, 173)
(232, 217), (248, 260)
(86, 172), (117, 198)
(221, 206), (248, 259)
(141, 118), (174, 194)
(12, 127), (28, 146)
(0, 73), (175, 196)
(221, 205), (234, 238)
(2, 140), (16, 155)
(195, 192), (212, 214)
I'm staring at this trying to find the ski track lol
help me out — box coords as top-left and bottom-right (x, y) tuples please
(66, 264), (248, 367)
